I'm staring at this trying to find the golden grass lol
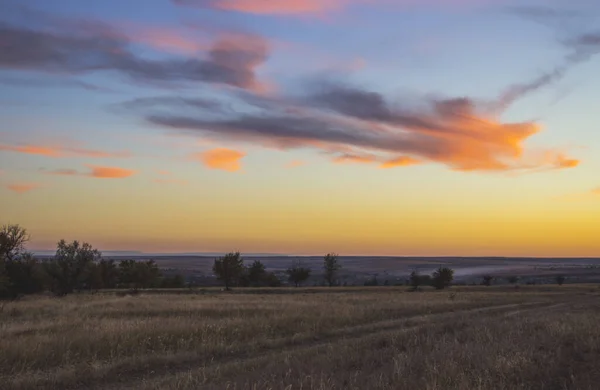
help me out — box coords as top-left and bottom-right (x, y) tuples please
(1, 286), (599, 389)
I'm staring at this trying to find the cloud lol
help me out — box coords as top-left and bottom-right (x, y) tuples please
(332, 153), (377, 164)
(592, 187), (600, 196)
(379, 156), (420, 169)
(0, 143), (131, 158)
(173, 0), (342, 15)
(85, 165), (137, 179)
(7, 183), (41, 193)
(44, 168), (80, 176)
(285, 160), (306, 168)
(153, 178), (189, 185)
(173, 0), (493, 16)
(158, 170), (172, 175)
(141, 78), (579, 172)
(194, 148), (245, 172)
(0, 20), (270, 91)
(41, 165), (137, 178)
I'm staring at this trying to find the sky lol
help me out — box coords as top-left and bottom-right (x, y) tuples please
(1, 0), (599, 257)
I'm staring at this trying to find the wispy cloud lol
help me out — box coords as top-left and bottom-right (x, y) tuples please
(0, 14), (271, 91)
(140, 75), (580, 172)
(0, 144), (131, 158)
(285, 160), (306, 168)
(86, 165), (137, 179)
(193, 148), (246, 172)
(153, 178), (189, 185)
(43, 165), (137, 179)
(379, 156), (420, 169)
(7, 183), (41, 194)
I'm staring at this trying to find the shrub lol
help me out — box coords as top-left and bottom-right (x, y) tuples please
(286, 260), (311, 287)
(481, 275), (494, 286)
(556, 275), (566, 286)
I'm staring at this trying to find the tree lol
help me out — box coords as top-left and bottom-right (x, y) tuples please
(263, 272), (281, 287)
(161, 274), (186, 288)
(507, 276), (519, 285)
(3, 253), (46, 297)
(118, 259), (161, 290)
(247, 260), (267, 287)
(556, 275), (566, 286)
(286, 260), (311, 287)
(409, 270), (421, 291)
(213, 252), (245, 291)
(481, 275), (494, 286)
(0, 224), (30, 261)
(323, 253), (341, 287)
(44, 240), (101, 296)
(432, 267), (454, 290)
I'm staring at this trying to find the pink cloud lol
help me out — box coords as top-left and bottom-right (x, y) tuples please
(7, 183), (41, 194)
(193, 148), (246, 172)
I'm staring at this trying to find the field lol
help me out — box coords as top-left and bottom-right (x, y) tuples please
(2, 286), (600, 389)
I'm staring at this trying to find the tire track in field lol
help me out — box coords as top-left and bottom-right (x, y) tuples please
(6, 300), (564, 390)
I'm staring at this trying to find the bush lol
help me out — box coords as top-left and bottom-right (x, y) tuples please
(286, 260), (311, 287)
(556, 275), (566, 286)
(481, 275), (494, 286)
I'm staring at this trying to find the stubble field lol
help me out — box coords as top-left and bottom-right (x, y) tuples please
(2, 286), (600, 390)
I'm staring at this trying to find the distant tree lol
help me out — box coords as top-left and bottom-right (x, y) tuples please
(383, 279), (390, 286)
(263, 272), (281, 287)
(556, 275), (566, 286)
(507, 276), (519, 285)
(432, 267), (454, 290)
(3, 253), (46, 297)
(481, 275), (494, 286)
(0, 224), (30, 261)
(364, 276), (379, 286)
(247, 260), (267, 287)
(409, 271), (421, 291)
(44, 240), (101, 296)
(118, 259), (161, 290)
(161, 274), (186, 288)
(213, 252), (245, 291)
(323, 253), (341, 287)
(286, 260), (311, 287)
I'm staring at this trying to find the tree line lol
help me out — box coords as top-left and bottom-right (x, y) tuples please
(0, 224), (185, 299)
(212, 251), (341, 290)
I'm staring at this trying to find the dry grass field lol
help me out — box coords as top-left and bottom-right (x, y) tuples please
(2, 286), (600, 389)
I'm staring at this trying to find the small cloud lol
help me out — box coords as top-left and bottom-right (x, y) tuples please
(44, 168), (80, 176)
(379, 156), (420, 169)
(7, 183), (41, 193)
(153, 178), (189, 185)
(194, 148), (246, 172)
(85, 165), (137, 179)
(0, 143), (130, 158)
(553, 154), (580, 169)
(158, 170), (172, 175)
(592, 187), (600, 196)
(285, 160), (306, 168)
(332, 154), (376, 164)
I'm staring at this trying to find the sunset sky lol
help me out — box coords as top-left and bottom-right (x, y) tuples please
(1, 0), (599, 256)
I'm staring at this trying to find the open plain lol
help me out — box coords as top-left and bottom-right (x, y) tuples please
(2, 286), (600, 390)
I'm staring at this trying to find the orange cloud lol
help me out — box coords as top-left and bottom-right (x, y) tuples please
(0, 144), (131, 158)
(379, 156), (420, 169)
(194, 148), (245, 172)
(285, 160), (306, 168)
(85, 165), (137, 179)
(158, 170), (172, 175)
(7, 183), (41, 194)
(592, 188), (600, 196)
(332, 154), (377, 164)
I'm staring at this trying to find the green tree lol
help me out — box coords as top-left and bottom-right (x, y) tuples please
(323, 252), (341, 287)
(431, 267), (454, 290)
(44, 240), (101, 296)
(286, 260), (311, 287)
(213, 252), (245, 291)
